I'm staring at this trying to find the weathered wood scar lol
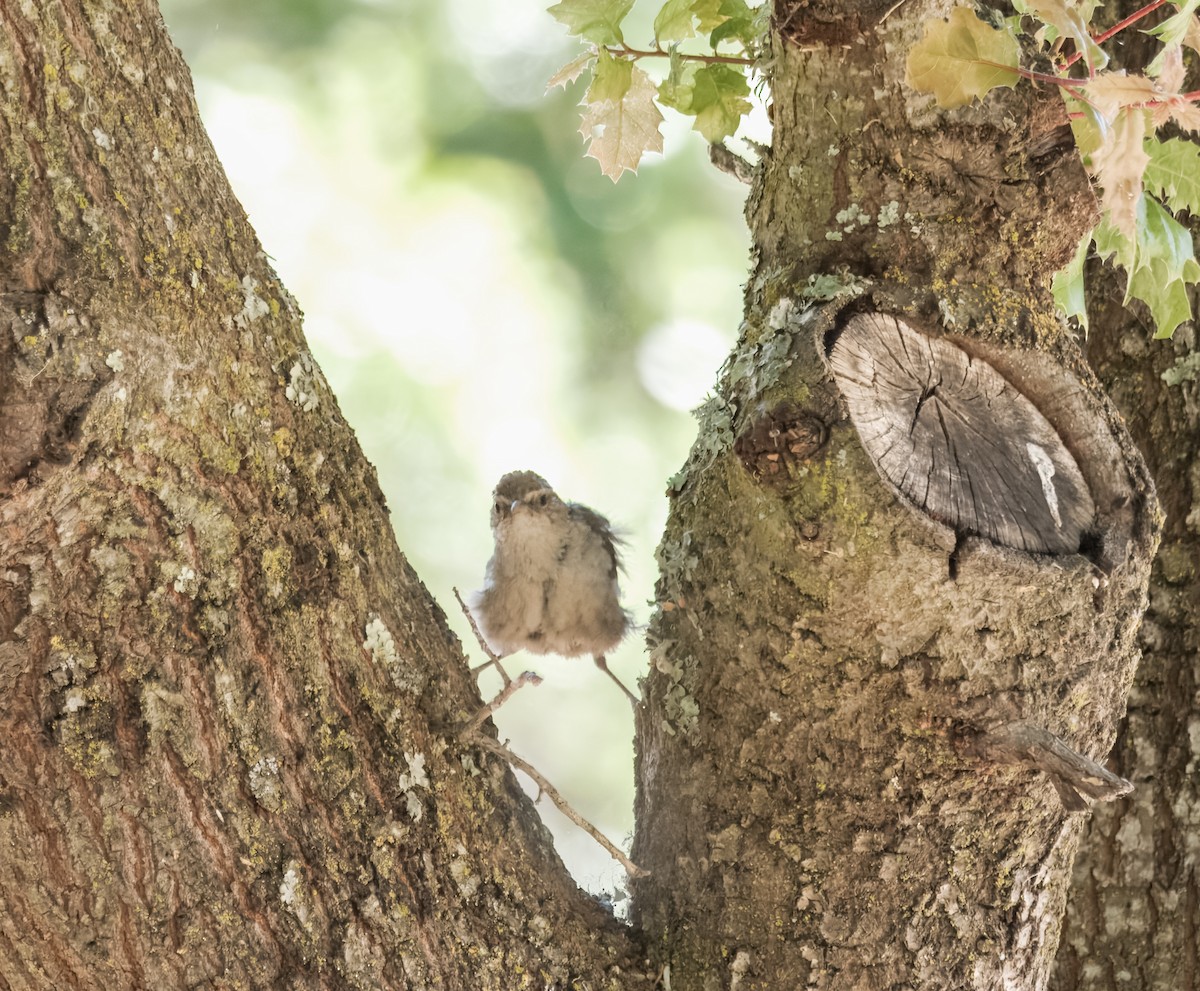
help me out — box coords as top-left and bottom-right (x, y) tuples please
(827, 312), (1096, 556)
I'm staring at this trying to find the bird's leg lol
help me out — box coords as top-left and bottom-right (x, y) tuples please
(593, 654), (639, 708)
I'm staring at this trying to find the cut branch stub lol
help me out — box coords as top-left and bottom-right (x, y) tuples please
(828, 312), (1095, 555)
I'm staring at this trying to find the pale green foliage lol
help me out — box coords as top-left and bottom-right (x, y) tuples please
(905, 3), (1200, 339)
(904, 8), (1021, 108)
(1051, 232), (1091, 332)
(658, 60), (751, 142)
(548, 0), (764, 179)
(1093, 197), (1200, 339)
(1146, 0), (1200, 74)
(1145, 138), (1200, 215)
(655, 0), (703, 41)
(1016, 0), (1107, 73)
(547, 0), (636, 44)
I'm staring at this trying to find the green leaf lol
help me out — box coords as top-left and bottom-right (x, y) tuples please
(693, 0), (727, 31)
(1146, 0), (1200, 73)
(655, 0), (698, 41)
(1144, 136), (1200, 215)
(710, 0), (758, 47)
(1064, 95), (1103, 160)
(586, 46), (633, 102)
(1146, 0), (1200, 46)
(548, 0), (635, 45)
(687, 64), (751, 141)
(1093, 214), (1135, 271)
(905, 7), (1022, 109)
(1052, 229), (1091, 331)
(1094, 195), (1200, 338)
(1022, 0), (1108, 72)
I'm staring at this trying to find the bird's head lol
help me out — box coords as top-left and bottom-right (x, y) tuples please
(489, 470), (560, 530)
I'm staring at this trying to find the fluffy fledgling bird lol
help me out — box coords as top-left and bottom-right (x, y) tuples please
(469, 470), (637, 704)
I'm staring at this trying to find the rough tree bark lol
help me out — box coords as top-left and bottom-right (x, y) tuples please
(631, 2), (1162, 989)
(0, 1), (1184, 990)
(1051, 288), (1200, 989)
(0, 2), (645, 987)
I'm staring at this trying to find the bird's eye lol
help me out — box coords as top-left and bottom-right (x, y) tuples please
(494, 499), (506, 514)
(538, 493), (549, 506)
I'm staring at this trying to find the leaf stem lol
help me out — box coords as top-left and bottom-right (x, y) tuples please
(608, 43), (753, 66)
(976, 58), (1085, 92)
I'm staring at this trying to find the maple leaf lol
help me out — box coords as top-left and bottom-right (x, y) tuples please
(1052, 230), (1092, 331)
(710, 0), (759, 48)
(1094, 195), (1200, 338)
(1154, 43), (1186, 93)
(654, 0), (699, 42)
(1183, 12), (1200, 54)
(1088, 108), (1151, 238)
(1164, 99), (1200, 133)
(689, 64), (751, 142)
(1146, 0), (1200, 70)
(548, 0), (635, 45)
(547, 51), (597, 91)
(579, 53), (665, 180)
(1143, 47), (1200, 133)
(1144, 137), (1200, 215)
(1081, 70), (1159, 122)
(692, 0), (726, 32)
(1022, 0), (1107, 72)
(905, 7), (1021, 109)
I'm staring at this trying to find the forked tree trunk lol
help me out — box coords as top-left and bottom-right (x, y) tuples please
(0, 1), (1184, 990)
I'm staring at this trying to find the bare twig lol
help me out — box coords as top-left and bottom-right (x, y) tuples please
(468, 732), (650, 878)
(452, 585), (511, 686)
(609, 42), (753, 67)
(459, 670), (543, 736)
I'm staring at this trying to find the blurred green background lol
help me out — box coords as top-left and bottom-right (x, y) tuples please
(158, 0), (762, 898)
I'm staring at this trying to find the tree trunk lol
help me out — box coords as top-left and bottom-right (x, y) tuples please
(631, 3), (1160, 988)
(0, 3), (645, 987)
(0, 0), (1180, 989)
(1051, 286), (1200, 990)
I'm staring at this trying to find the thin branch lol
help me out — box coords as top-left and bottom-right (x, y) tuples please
(469, 732), (650, 878)
(1058, 0), (1168, 69)
(452, 585), (511, 686)
(608, 43), (753, 67)
(1091, 0), (1169, 47)
(458, 670), (543, 736)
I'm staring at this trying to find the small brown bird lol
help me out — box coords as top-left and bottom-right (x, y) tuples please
(469, 470), (637, 705)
